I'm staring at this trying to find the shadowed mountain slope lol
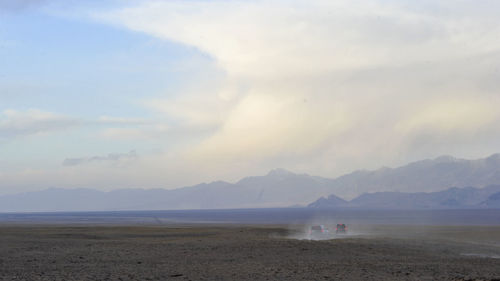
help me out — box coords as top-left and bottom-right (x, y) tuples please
(308, 185), (500, 209)
(323, 154), (500, 199)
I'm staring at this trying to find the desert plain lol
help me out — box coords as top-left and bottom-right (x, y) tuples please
(1, 224), (500, 280)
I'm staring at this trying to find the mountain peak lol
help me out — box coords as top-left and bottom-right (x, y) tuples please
(486, 153), (500, 161)
(266, 168), (295, 177)
(433, 155), (457, 162)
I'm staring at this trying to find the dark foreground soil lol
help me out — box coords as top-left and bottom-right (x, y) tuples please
(1, 224), (500, 280)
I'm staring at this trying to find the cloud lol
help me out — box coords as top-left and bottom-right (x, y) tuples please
(97, 116), (152, 126)
(4, 1), (500, 193)
(91, 0), (500, 178)
(0, 109), (80, 139)
(96, 116), (171, 140)
(97, 0), (500, 78)
(62, 150), (138, 167)
(397, 98), (499, 134)
(100, 125), (170, 140)
(0, 110), (169, 141)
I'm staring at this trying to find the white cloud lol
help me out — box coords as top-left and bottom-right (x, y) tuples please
(96, 116), (170, 140)
(62, 150), (138, 167)
(100, 125), (170, 140)
(97, 116), (152, 125)
(91, 0), (500, 179)
(97, 0), (500, 78)
(397, 98), (499, 134)
(4, 0), (500, 192)
(0, 109), (80, 139)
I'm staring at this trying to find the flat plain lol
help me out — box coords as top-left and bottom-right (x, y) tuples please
(1, 224), (500, 280)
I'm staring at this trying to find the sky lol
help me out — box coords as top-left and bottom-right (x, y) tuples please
(1, 0), (500, 194)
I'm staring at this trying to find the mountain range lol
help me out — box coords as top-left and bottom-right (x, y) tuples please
(308, 185), (500, 209)
(1, 154), (500, 212)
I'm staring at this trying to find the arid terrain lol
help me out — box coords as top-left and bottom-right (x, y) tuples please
(1, 224), (500, 280)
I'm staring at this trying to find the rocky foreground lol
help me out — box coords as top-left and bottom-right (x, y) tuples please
(1, 224), (500, 280)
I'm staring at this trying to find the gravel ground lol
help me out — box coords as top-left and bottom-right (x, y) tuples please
(1, 225), (500, 280)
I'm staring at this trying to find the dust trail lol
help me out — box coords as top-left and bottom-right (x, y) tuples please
(283, 213), (378, 241)
(286, 223), (377, 241)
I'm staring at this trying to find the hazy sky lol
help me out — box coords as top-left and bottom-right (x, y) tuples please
(1, 0), (500, 194)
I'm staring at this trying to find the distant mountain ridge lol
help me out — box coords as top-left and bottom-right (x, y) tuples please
(0, 169), (334, 212)
(480, 191), (500, 208)
(1, 154), (500, 212)
(325, 153), (500, 199)
(308, 185), (500, 209)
